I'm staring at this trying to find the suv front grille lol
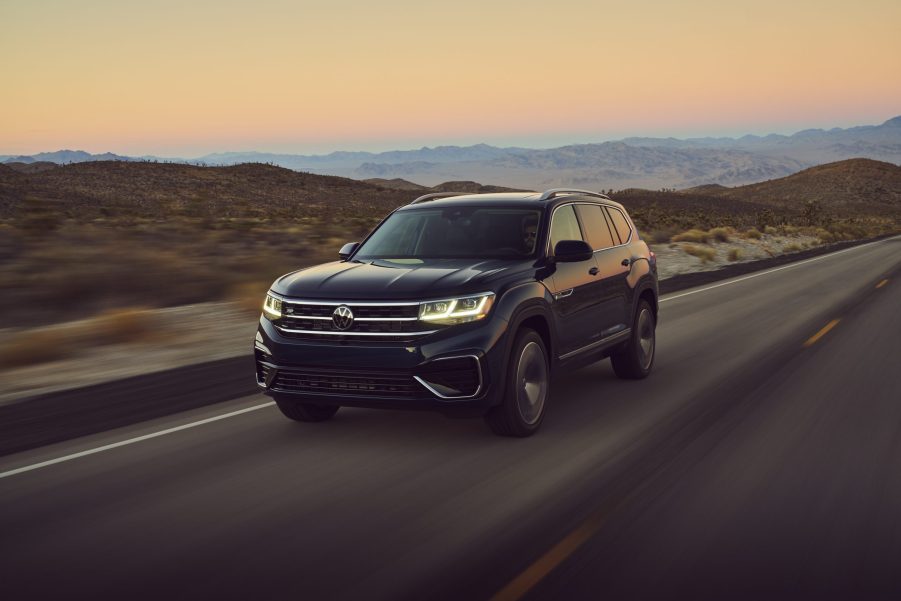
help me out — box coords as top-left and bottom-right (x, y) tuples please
(273, 299), (442, 342)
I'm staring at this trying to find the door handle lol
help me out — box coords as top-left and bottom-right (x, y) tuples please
(589, 266), (599, 276)
(621, 258), (631, 267)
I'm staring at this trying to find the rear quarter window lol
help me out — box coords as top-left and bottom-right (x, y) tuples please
(605, 207), (632, 244)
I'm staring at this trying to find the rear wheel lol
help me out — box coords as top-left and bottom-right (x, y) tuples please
(274, 395), (340, 422)
(611, 299), (656, 379)
(485, 329), (550, 437)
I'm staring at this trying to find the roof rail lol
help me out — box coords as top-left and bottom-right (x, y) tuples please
(538, 188), (610, 201)
(410, 192), (471, 204)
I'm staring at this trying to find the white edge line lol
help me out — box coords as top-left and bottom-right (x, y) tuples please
(2, 236), (896, 480)
(0, 401), (275, 480)
(659, 236), (894, 304)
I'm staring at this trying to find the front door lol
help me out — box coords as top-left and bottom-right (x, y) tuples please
(544, 204), (602, 356)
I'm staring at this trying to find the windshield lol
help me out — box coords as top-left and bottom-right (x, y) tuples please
(354, 206), (542, 261)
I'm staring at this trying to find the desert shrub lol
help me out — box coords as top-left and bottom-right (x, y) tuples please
(82, 308), (159, 345)
(228, 281), (270, 314)
(683, 244), (716, 263)
(727, 248), (743, 262)
(708, 227), (731, 242)
(744, 228), (763, 239)
(672, 229), (710, 243)
(784, 243), (802, 253)
(764, 226), (778, 235)
(0, 330), (74, 369)
(815, 228), (835, 244)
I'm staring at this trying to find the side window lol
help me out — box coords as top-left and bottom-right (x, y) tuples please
(549, 205), (583, 251)
(605, 207), (632, 245)
(575, 204), (616, 250)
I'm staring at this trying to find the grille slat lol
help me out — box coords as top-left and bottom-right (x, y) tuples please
(271, 367), (423, 398)
(275, 299), (440, 341)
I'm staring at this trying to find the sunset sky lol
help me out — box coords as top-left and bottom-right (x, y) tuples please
(2, 0), (900, 156)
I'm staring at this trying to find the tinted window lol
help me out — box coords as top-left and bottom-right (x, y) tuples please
(354, 207), (541, 260)
(575, 204), (617, 250)
(549, 205), (583, 251)
(605, 207), (632, 244)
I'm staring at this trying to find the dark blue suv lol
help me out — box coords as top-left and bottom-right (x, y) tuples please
(255, 189), (658, 436)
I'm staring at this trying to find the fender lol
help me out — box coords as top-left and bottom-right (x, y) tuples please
(629, 270), (659, 321)
(490, 280), (556, 402)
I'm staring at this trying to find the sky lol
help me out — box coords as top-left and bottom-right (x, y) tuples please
(1, 0), (900, 157)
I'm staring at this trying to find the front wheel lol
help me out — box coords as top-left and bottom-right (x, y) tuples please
(274, 395), (340, 422)
(485, 328), (550, 437)
(611, 299), (656, 379)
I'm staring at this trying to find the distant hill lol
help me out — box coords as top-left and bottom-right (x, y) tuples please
(3, 158), (897, 226)
(0, 161), (518, 221)
(4, 161), (60, 173)
(362, 178), (428, 191)
(0, 161), (423, 220)
(2, 150), (134, 164)
(713, 159), (901, 210)
(5, 116), (900, 191)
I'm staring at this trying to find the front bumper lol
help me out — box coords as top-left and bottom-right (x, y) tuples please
(254, 315), (509, 416)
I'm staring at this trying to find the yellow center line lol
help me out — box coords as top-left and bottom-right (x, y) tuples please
(490, 506), (611, 601)
(803, 319), (840, 348)
(876, 279), (889, 289)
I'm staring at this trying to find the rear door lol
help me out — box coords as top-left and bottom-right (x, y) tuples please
(574, 203), (627, 336)
(543, 204), (602, 356)
(598, 206), (635, 332)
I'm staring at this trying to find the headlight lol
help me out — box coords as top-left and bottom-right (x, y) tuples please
(263, 293), (282, 320)
(419, 292), (495, 325)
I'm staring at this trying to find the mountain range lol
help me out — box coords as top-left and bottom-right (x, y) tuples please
(3, 116), (900, 191)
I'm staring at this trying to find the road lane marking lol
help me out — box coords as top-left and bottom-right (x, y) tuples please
(490, 507), (610, 601)
(0, 402), (275, 480)
(660, 236), (896, 304)
(803, 319), (840, 348)
(876, 279), (889, 289)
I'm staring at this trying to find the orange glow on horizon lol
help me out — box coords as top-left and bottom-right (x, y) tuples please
(1, 0), (899, 155)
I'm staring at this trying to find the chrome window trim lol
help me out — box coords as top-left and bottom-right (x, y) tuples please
(545, 201), (634, 256)
(413, 354), (483, 400)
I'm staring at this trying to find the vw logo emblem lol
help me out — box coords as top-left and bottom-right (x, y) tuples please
(332, 305), (354, 330)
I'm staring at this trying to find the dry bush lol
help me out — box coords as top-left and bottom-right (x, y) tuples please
(228, 281), (270, 314)
(784, 243), (802, 253)
(0, 330), (74, 369)
(683, 244), (716, 263)
(743, 228), (763, 239)
(672, 229), (710, 243)
(80, 308), (160, 345)
(815, 228), (835, 244)
(727, 248), (743, 262)
(708, 227), (731, 242)
(764, 226), (779, 235)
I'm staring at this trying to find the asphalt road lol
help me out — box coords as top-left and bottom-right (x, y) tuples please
(1, 236), (899, 601)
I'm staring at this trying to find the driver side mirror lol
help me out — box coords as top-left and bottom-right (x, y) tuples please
(553, 239), (593, 263)
(338, 242), (359, 260)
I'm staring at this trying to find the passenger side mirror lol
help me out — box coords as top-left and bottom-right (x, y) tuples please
(338, 242), (359, 260)
(553, 240), (593, 263)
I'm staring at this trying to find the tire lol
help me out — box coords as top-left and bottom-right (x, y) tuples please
(485, 328), (550, 437)
(611, 299), (656, 380)
(274, 395), (340, 422)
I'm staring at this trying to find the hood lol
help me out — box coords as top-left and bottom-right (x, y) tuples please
(272, 258), (533, 300)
